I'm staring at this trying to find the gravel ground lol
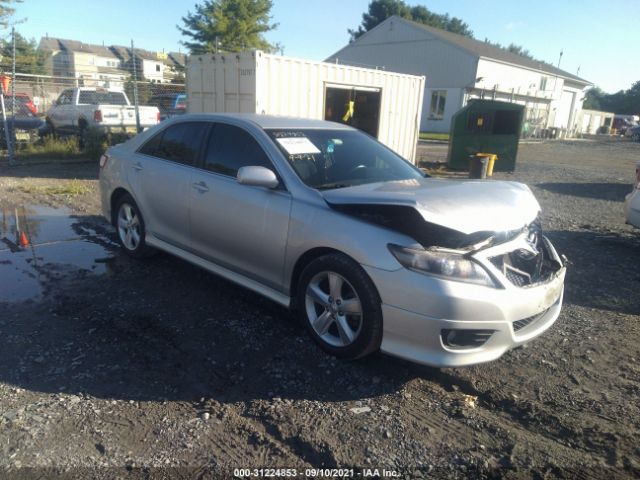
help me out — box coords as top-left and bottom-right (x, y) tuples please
(0, 138), (638, 479)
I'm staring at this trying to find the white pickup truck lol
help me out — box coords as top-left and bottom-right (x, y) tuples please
(45, 88), (160, 141)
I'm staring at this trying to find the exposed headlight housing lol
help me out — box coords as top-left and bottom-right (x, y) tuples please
(388, 244), (496, 287)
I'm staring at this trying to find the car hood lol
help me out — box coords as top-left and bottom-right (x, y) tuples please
(322, 177), (540, 235)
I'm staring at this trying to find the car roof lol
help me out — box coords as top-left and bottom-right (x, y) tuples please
(175, 113), (354, 130)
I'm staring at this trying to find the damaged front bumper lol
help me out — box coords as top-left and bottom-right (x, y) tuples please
(365, 233), (566, 367)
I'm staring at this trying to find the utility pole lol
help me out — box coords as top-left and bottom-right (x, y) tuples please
(131, 39), (141, 133)
(11, 26), (15, 118)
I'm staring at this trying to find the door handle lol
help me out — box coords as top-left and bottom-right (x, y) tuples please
(133, 162), (143, 171)
(192, 181), (209, 192)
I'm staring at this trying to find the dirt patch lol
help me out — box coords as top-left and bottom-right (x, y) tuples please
(0, 141), (639, 478)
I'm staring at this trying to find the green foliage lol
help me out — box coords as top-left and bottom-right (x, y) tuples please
(18, 135), (82, 160)
(0, 0), (20, 27)
(0, 31), (49, 75)
(586, 81), (640, 115)
(178, 0), (278, 54)
(349, 0), (473, 41)
(83, 128), (129, 160)
(584, 87), (604, 110)
(124, 79), (152, 105)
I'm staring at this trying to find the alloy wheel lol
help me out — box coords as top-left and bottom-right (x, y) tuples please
(305, 271), (363, 347)
(117, 203), (141, 251)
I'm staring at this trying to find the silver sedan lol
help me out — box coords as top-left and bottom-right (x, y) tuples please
(99, 114), (565, 367)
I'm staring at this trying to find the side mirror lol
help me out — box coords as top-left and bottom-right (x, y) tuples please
(237, 166), (279, 189)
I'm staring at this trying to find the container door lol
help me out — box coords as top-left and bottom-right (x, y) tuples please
(324, 84), (381, 138)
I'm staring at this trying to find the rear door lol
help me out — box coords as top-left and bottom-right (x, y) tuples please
(131, 121), (209, 250)
(189, 122), (291, 290)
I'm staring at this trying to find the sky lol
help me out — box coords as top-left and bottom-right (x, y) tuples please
(9, 0), (638, 93)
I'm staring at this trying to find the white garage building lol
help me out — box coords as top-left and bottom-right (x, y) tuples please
(327, 16), (592, 136)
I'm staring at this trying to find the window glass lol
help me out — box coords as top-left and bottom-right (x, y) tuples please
(58, 90), (73, 105)
(77, 91), (128, 105)
(138, 130), (163, 156)
(429, 90), (447, 119)
(266, 129), (424, 190)
(139, 122), (208, 165)
(204, 123), (272, 176)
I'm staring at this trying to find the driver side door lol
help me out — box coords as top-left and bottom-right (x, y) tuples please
(189, 122), (291, 290)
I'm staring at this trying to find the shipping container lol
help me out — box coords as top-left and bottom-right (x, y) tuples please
(187, 51), (425, 162)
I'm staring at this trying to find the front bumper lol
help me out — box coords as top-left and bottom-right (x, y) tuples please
(365, 234), (566, 367)
(625, 189), (640, 228)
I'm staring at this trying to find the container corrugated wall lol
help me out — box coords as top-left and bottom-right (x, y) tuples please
(187, 51), (425, 162)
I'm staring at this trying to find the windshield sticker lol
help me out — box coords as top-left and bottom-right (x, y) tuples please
(276, 137), (321, 155)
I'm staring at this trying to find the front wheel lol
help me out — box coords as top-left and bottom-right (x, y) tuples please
(296, 253), (383, 360)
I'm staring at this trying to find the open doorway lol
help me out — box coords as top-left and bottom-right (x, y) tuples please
(324, 85), (381, 138)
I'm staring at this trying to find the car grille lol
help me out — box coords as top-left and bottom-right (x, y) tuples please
(513, 303), (555, 333)
(490, 222), (548, 287)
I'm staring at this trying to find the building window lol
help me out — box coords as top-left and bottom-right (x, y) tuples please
(540, 77), (548, 91)
(155, 64), (161, 72)
(429, 90), (447, 119)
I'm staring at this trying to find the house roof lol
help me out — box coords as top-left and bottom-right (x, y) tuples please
(38, 37), (118, 59)
(352, 16), (591, 85)
(167, 52), (187, 68)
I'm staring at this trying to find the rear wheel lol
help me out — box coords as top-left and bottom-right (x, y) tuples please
(78, 122), (87, 149)
(296, 253), (383, 360)
(114, 194), (154, 258)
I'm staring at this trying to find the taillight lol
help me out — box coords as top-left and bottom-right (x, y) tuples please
(99, 154), (110, 168)
(94, 110), (103, 122)
(156, 111), (161, 123)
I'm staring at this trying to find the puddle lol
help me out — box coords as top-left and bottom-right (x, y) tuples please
(0, 204), (119, 303)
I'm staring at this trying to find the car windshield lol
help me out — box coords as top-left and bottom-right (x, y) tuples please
(266, 129), (424, 190)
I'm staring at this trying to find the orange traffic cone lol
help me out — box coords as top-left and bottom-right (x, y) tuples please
(0, 75), (10, 95)
(19, 230), (29, 247)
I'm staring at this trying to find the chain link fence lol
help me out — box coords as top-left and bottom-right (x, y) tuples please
(0, 37), (188, 162)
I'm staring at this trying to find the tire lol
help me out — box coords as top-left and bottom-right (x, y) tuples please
(296, 253), (383, 360)
(78, 122), (87, 149)
(114, 194), (154, 258)
(44, 119), (56, 138)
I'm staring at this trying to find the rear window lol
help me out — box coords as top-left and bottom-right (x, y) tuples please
(78, 91), (128, 105)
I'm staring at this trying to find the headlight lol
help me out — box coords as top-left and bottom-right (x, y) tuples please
(388, 244), (495, 287)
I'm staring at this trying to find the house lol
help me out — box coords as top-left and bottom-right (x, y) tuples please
(326, 16), (592, 136)
(39, 37), (186, 86)
(38, 37), (127, 89)
(163, 52), (187, 83)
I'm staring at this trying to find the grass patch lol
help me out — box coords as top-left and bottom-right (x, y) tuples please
(419, 132), (450, 141)
(15, 179), (91, 196)
(17, 135), (84, 160)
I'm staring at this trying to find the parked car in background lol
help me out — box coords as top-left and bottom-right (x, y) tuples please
(624, 125), (640, 142)
(99, 114), (566, 367)
(0, 102), (45, 148)
(4, 92), (38, 116)
(624, 162), (640, 228)
(613, 115), (639, 136)
(45, 87), (160, 144)
(149, 93), (186, 121)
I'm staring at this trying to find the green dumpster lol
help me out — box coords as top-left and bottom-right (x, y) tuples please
(447, 100), (525, 172)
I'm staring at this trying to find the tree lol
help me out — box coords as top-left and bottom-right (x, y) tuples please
(0, 0), (20, 27)
(0, 31), (48, 74)
(178, 0), (278, 54)
(124, 79), (152, 105)
(583, 87), (604, 111)
(506, 43), (533, 60)
(349, 0), (473, 41)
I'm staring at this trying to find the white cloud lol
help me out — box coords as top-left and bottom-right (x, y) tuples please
(505, 21), (525, 31)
